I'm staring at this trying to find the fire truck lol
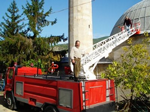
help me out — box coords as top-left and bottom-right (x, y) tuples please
(4, 65), (115, 112)
(3, 21), (140, 112)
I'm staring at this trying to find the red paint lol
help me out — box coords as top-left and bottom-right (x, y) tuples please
(48, 62), (59, 73)
(64, 66), (72, 74)
(4, 66), (115, 111)
(136, 30), (140, 34)
(109, 80), (115, 101)
(85, 80), (106, 107)
(17, 67), (42, 75)
(134, 22), (141, 34)
(121, 26), (124, 31)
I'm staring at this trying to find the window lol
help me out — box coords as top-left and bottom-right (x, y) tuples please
(16, 82), (23, 96)
(59, 88), (73, 108)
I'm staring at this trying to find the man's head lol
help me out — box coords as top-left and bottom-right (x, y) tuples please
(75, 40), (80, 48)
(125, 16), (129, 20)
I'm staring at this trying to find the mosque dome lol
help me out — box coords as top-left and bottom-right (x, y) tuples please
(111, 0), (150, 35)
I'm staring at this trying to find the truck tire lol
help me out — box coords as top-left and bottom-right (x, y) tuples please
(6, 93), (14, 110)
(44, 105), (57, 112)
(0, 86), (2, 91)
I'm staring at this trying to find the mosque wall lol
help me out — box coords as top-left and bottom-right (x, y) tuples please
(95, 34), (148, 76)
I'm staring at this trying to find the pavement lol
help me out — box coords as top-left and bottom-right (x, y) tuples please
(0, 91), (4, 96)
(0, 92), (14, 112)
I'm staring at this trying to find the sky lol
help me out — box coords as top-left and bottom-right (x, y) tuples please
(0, 0), (141, 42)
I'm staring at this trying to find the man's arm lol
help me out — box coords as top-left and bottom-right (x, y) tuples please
(70, 47), (75, 64)
(129, 19), (132, 28)
(123, 19), (126, 26)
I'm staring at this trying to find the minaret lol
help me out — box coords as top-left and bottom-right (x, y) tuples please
(69, 0), (93, 52)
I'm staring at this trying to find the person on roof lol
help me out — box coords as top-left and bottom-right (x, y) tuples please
(123, 16), (132, 33)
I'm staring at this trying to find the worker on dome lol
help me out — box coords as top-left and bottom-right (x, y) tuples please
(123, 16), (132, 33)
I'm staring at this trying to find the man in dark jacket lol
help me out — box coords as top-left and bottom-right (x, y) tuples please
(123, 16), (132, 33)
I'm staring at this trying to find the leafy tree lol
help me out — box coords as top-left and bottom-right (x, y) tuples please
(102, 37), (150, 109)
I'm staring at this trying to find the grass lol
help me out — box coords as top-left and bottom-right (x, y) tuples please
(93, 36), (108, 44)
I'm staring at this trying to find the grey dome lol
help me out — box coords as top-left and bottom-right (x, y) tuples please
(111, 0), (150, 35)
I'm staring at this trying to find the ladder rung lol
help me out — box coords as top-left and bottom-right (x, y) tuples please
(106, 94), (114, 97)
(83, 90), (89, 93)
(83, 99), (89, 101)
(106, 87), (113, 90)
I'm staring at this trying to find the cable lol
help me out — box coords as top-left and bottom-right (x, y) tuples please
(23, 0), (95, 21)
(51, 0), (95, 14)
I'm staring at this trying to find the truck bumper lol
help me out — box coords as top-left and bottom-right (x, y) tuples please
(84, 101), (115, 112)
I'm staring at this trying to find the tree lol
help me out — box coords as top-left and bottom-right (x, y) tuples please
(102, 37), (150, 109)
(0, 0), (27, 67)
(22, 0), (56, 39)
(22, 0), (67, 67)
(0, 0), (25, 39)
(0, 0), (67, 71)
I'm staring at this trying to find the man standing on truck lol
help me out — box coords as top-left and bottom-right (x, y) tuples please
(70, 40), (82, 81)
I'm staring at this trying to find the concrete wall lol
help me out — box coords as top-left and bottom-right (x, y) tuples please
(69, 0), (93, 52)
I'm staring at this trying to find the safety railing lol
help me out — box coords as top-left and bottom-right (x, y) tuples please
(80, 21), (140, 80)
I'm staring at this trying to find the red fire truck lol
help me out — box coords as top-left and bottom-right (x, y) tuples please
(4, 65), (115, 112)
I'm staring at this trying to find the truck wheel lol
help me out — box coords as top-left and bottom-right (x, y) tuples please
(6, 93), (14, 110)
(0, 86), (2, 91)
(44, 105), (57, 112)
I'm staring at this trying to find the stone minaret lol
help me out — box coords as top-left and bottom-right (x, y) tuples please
(69, 0), (93, 53)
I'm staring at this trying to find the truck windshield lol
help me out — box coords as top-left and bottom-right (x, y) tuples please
(9, 69), (14, 79)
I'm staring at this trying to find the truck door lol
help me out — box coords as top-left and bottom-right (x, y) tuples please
(6, 67), (15, 90)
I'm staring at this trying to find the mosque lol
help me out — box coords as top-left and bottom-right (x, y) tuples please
(95, 0), (150, 75)
(66, 0), (150, 77)
(111, 0), (150, 35)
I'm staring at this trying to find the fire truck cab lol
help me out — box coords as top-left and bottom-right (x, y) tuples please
(4, 65), (115, 112)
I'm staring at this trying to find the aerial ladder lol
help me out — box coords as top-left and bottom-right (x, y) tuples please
(80, 21), (141, 80)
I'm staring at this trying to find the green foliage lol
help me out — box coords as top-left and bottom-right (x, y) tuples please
(102, 37), (150, 97)
(93, 36), (108, 44)
(0, 0), (27, 67)
(0, 0), (25, 38)
(53, 36), (109, 51)
(0, 34), (33, 67)
(23, 59), (37, 67)
(22, 0), (56, 39)
(22, 59), (47, 72)
(0, 0), (66, 71)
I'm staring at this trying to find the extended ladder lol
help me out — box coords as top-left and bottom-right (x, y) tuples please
(80, 22), (140, 80)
